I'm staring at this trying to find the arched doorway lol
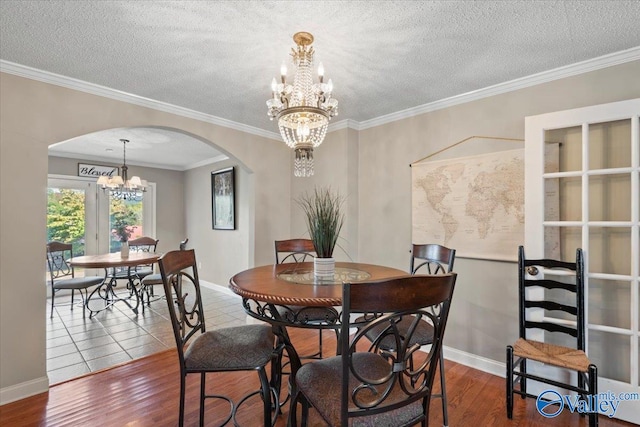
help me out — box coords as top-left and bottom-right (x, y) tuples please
(46, 126), (254, 384)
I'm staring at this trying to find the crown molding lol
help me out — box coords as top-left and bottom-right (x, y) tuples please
(3, 46), (639, 137)
(328, 119), (362, 132)
(359, 46), (640, 130)
(0, 60), (282, 141)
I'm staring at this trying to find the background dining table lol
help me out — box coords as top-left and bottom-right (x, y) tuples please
(68, 251), (160, 316)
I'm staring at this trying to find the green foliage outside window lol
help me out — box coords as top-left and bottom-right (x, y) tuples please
(47, 188), (85, 255)
(109, 199), (142, 252)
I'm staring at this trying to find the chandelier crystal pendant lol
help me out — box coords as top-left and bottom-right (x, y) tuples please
(267, 32), (338, 177)
(96, 139), (147, 201)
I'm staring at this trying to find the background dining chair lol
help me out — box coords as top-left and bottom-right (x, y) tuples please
(357, 243), (455, 427)
(506, 246), (597, 427)
(140, 238), (188, 310)
(109, 236), (158, 292)
(289, 273), (457, 427)
(275, 238), (316, 264)
(275, 239), (329, 360)
(158, 249), (278, 427)
(46, 241), (104, 318)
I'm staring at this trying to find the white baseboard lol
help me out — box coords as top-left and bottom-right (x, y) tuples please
(442, 345), (506, 378)
(200, 280), (238, 297)
(0, 376), (49, 406)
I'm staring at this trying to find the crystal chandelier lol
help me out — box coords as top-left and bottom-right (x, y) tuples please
(267, 32), (338, 177)
(96, 139), (147, 201)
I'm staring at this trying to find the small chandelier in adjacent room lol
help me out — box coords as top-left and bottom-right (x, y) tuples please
(96, 139), (147, 201)
(267, 32), (338, 177)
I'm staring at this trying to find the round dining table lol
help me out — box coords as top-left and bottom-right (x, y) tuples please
(229, 261), (407, 411)
(68, 252), (160, 316)
(229, 261), (407, 307)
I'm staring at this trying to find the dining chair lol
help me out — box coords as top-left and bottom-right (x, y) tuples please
(46, 241), (104, 318)
(506, 246), (598, 427)
(109, 236), (158, 293)
(275, 239), (329, 360)
(289, 273), (457, 427)
(357, 243), (455, 427)
(275, 238), (316, 264)
(158, 249), (278, 427)
(140, 238), (188, 310)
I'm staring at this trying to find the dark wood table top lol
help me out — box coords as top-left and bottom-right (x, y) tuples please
(68, 252), (159, 268)
(229, 262), (407, 306)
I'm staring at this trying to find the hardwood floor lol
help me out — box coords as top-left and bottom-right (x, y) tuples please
(0, 327), (635, 426)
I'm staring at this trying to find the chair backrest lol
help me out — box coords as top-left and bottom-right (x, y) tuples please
(46, 241), (74, 283)
(410, 243), (455, 274)
(340, 273), (457, 425)
(126, 236), (159, 273)
(518, 245), (585, 350)
(128, 236), (159, 253)
(274, 239), (316, 264)
(158, 249), (206, 365)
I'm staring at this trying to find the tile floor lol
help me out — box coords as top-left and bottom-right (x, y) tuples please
(46, 283), (248, 385)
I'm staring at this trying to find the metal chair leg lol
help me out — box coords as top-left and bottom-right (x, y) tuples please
(179, 374), (186, 427)
(438, 350), (448, 427)
(199, 372), (205, 427)
(257, 367), (273, 426)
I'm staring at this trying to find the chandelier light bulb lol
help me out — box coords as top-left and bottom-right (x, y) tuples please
(267, 32), (338, 177)
(96, 139), (147, 201)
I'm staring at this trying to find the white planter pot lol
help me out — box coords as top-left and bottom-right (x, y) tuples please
(314, 257), (335, 280)
(120, 241), (130, 258)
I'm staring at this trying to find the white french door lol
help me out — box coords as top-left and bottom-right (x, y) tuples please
(47, 176), (99, 257)
(47, 174), (156, 256)
(524, 98), (640, 423)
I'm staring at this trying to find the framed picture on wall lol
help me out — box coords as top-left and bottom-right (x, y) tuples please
(211, 167), (235, 230)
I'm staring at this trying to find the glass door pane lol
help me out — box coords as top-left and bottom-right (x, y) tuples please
(109, 198), (144, 253)
(526, 99), (640, 424)
(47, 177), (98, 257)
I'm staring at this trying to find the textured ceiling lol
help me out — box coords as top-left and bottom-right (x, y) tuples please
(2, 1), (640, 169)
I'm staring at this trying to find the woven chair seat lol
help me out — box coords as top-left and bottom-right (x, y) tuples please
(513, 338), (592, 372)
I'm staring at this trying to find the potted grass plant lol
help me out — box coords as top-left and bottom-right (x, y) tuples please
(297, 186), (345, 279)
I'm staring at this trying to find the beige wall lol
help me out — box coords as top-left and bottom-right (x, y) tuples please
(290, 127), (359, 261)
(358, 60), (640, 363)
(0, 72), (289, 396)
(2, 59), (640, 402)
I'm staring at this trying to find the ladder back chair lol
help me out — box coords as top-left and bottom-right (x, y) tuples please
(158, 249), (279, 427)
(357, 243), (455, 427)
(46, 241), (104, 318)
(140, 238), (188, 310)
(506, 246), (598, 427)
(290, 273), (457, 427)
